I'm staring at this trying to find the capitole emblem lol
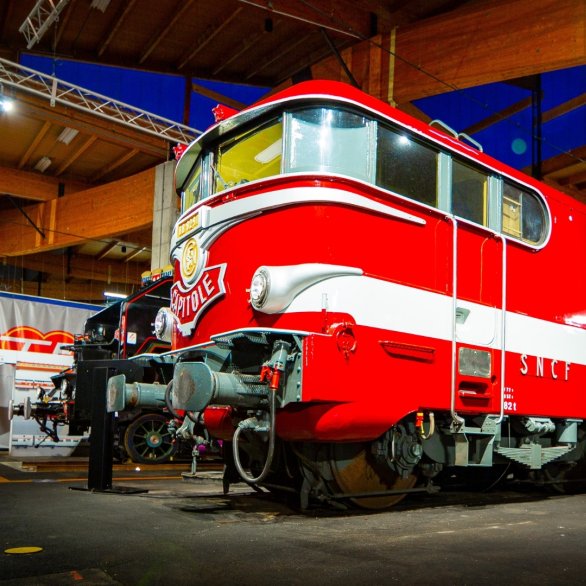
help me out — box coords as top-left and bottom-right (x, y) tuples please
(172, 232), (226, 336)
(181, 237), (200, 283)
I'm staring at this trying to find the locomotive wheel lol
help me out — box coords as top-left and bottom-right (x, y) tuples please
(123, 413), (177, 464)
(542, 461), (586, 494)
(328, 443), (417, 509)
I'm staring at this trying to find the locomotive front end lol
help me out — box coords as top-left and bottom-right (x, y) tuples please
(157, 83), (436, 505)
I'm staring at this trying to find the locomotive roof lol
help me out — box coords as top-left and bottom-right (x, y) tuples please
(176, 80), (564, 209)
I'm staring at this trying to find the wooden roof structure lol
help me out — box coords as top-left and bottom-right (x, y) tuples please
(0, 0), (584, 302)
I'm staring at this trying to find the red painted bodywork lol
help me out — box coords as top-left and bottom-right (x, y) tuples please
(171, 81), (586, 442)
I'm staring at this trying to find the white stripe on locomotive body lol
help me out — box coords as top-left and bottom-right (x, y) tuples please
(284, 274), (586, 366)
(171, 185), (426, 253)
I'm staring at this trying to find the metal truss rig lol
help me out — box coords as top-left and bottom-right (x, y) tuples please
(0, 58), (200, 145)
(19, 0), (71, 50)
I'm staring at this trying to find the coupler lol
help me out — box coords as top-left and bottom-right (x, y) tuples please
(106, 375), (167, 412)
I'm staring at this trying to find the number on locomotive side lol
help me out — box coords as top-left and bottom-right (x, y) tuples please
(504, 401), (517, 411)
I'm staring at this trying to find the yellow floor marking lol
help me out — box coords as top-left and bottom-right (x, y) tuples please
(0, 475), (182, 484)
(4, 546), (43, 555)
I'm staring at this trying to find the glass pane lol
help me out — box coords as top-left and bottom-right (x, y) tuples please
(182, 158), (202, 212)
(376, 126), (438, 206)
(502, 182), (545, 244)
(502, 184), (522, 238)
(214, 118), (283, 192)
(287, 108), (372, 182)
(452, 161), (488, 225)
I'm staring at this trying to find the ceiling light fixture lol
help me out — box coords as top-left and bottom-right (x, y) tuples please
(57, 127), (79, 145)
(103, 291), (126, 299)
(34, 156), (52, 173)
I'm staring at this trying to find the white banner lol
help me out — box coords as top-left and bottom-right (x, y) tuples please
(0, 292), (100, 452)
(0, 292), (100, 359)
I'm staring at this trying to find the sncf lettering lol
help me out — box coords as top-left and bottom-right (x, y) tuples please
(520, 354), (570, 381)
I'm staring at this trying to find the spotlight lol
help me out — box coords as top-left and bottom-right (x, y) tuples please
(0, 98), (13, 113)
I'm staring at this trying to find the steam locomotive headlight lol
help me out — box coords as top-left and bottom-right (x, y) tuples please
(154, 307), (174, 342)
(250, 268), (269, 309)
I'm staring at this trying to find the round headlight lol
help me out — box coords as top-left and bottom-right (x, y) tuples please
(249, 269), (269, 309)
(154, 307), (174, 342)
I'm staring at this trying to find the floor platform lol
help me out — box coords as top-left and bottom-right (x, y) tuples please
(1, 450), (585, 585)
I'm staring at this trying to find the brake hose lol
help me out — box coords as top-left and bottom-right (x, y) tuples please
(232, 388), (276, 485)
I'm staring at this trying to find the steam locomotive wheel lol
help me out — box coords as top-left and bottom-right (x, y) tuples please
(124, 413), (177, 464)
(328, 443), (417, 509)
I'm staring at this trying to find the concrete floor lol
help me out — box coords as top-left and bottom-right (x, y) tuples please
(0, 453), (585, 586)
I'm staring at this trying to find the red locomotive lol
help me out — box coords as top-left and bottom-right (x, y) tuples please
(118, 81), (585, 508)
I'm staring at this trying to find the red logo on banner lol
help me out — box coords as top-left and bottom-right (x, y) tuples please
(0, 327), (74, 354)
(171, 264), (226, 335)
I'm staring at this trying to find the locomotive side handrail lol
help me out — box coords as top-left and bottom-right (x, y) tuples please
(495, 232), (507, 424)
(448, 215), (465, 427)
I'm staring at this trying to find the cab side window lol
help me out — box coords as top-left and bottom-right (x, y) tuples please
(502, 181), (546, 244)
(452, 160), (488, 226)
(376, 126), (438, 207)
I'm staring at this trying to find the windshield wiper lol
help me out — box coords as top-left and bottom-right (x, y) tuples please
(210, 163), (229, 189)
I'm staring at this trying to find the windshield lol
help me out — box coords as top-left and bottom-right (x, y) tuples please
(182, 158), (202, 213)
(286, 107), (374, 182)
(213, 118), (283, 192)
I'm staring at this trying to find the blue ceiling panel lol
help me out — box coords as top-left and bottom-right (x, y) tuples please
(415, 65), (586, 173)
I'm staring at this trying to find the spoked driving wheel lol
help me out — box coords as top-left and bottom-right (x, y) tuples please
(124, 413), (177, 464)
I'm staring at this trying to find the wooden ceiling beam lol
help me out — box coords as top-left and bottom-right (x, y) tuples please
(124, 247), (147, 262)
(176, 8), (244, 71)
(392, 0), (586, 104)
(301, 0), (585, 105)
(541, 177), (586, 205)
(558, 167), (586, 188)
(90, 148), (140, 182)
(15, 94), (168, 159)
(211, 24), (273, 77)
(55, 135), (98, 176)
(537, 146), (586, 176)
(245, 32), (315, 81)
(191, 83), (247, 111)
(18, 120), (52, 169)
(96, 240), (120, 261)
(139, 0), (196, 65)
(54, 0), (77, 49)
(396, 101), (432, 124)
(462, 97), (533, 136)
(97, 0), (140, 57)
(238, 0), (373, 39)
(0, 166), (86, 201)
(119, 228), (156, 249)
(2, 250), (148, 286)
(542, 92), (586, 124)
(0, 167), (156, 256)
